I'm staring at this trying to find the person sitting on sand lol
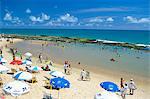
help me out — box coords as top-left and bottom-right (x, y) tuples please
(80, 69), (86, 81)
(128, 79), (137, 95)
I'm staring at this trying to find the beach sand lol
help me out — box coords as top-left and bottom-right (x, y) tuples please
(0, 39), (149, 99)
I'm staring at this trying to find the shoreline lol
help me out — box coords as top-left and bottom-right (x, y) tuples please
(1, 34), (150, 51)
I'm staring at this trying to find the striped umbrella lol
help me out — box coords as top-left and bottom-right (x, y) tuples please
(13, 71), (32, 81)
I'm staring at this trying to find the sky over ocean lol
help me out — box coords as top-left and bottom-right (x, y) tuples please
(0, 0), (149, 30)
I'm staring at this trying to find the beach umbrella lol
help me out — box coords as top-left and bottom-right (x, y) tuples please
(94, 91), (121, 99)
(28, 66), (42, 72)
(100, 81), (119, 92)
(50, 77), (70, 99)
(0, 65), (9, 73)
(10, 60), (22, 65)
(24, 52), (32, 57)
(50, 77), (70, 89)
(3, 81), (30, 97)
(49, 71), (65, 78)
(22, 60), (32, 65)
(13, 71), (32, 81)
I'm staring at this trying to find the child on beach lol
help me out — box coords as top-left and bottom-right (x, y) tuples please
(120, 83), (128, 99)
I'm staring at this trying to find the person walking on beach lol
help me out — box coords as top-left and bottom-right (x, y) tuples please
(67, 64), (71, 75)
(120, 83), (128, 99)
(120, 78), (124, 88)
(0, 49), (2, 57)
(38, 53), (43, 63)
(64, 61), (68, 74)
(80, 69), (86, 81)
(128, 79), (137, 95)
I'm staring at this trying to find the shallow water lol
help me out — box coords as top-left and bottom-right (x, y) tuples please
(12, 40), (150, 78)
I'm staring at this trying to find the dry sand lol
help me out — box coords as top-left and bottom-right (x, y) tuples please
(0, 39), (149, 99)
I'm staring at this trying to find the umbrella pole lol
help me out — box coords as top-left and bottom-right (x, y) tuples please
(58, 89), (59, 99)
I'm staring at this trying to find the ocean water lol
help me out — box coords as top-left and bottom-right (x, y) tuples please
(0, 29), (150, 44)
(12, 40), (150, 78)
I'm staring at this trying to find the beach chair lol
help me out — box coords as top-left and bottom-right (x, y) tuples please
(43, 92), (52, 99)
(29, 77), (37, 83)
(11, 68), (17, 74)
(44, 80), (51, 89)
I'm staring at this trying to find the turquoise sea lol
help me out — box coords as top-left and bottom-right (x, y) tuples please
(0, 29), (150, 44)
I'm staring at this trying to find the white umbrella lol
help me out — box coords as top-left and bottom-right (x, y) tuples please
(24, 52), (32, 57)
(0, 65), (9, 73)
(13, 71), (32, 81)
(3, 81), (30, 97)
(22, 60), (32, 65)
(50, 71), (65, 78)
(94, 91), (121, 99)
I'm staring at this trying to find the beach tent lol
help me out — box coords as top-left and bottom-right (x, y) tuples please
(13, 71), (32, 81)
(100, 81), (119, 92)
(28, 66), (42, 72)
(0, 65), (9, 73)
(24, 52), (32, 57)
(49, 71), (64, 78)
(10, 60), (22, 65)
(50, 77), (70, 99)
(3, 81), (30, 97)
(94, 91), (121, 99)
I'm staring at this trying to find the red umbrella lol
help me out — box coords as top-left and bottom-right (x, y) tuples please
(10, 60), (22, 65)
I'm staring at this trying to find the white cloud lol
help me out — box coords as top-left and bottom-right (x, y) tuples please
(124, 16), (150, 23)
(4, 13), (12, 21)
(3, 12), (22, 25)
(86, 17), (104, 23)
(59, 13), (78, 22)
(29, 13), (50, 22)
(26, 8), (31, 14)
(41, 13), (50, 21)
(76, 7), (132, 13)
(89, 17), (104, 22)
(106, 17), (114, 22)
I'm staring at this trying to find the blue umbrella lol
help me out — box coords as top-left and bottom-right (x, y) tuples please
(50, 77), (70, 99)
(100, 81), (119, 92)
(50, 77), (70, 89)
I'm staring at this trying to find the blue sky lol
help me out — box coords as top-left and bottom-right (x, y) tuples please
(0, 0), (150, 30)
